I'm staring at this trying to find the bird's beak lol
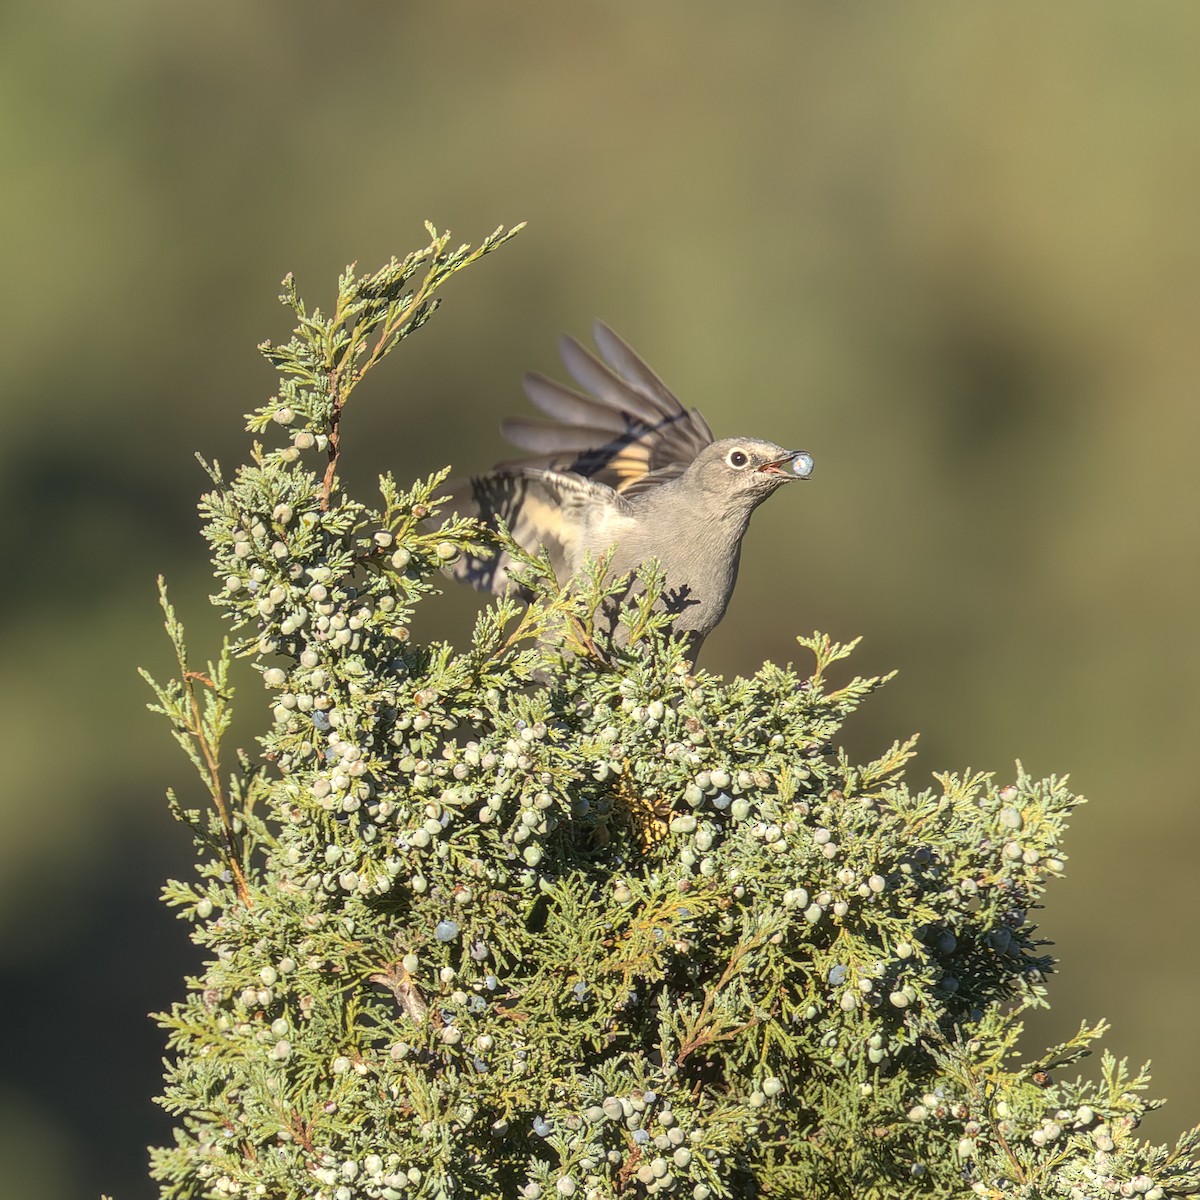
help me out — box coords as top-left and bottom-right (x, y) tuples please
(759, 450), (814, 480)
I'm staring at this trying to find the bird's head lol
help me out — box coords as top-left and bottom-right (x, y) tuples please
(688, 437), (814, 511)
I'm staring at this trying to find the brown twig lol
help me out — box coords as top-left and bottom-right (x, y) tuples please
(320, 384), (342, 510)
(182, 672), (252, 908)
(320, 268), (438, 510)
(369, 962), (428, 1025)
(288, 1110), (316, 1154)
(675, 934), (767, 1064)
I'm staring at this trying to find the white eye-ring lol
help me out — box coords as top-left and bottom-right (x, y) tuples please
(727, 449), (748, 469)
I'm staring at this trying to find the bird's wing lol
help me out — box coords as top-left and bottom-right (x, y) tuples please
(497, 321), (714, 495)
(440, 469), (623, 598)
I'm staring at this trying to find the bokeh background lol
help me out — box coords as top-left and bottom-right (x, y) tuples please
(3, 4), (1199, 1197)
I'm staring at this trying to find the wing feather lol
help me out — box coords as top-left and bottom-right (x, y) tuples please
(592, 320), (685, 413)
(500, 325), (715, 493)
(440, 470), (623, 597)
(557, 336), (671, 427)
(522, 373), (631, 432)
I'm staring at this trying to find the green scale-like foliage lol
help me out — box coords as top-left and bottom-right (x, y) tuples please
(143, 226), (1200, 1200)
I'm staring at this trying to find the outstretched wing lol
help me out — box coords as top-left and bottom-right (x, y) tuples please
(440, 469), (623, 598)
(498, 321), (714, 495)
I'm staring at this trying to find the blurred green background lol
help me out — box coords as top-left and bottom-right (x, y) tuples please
(3, 3), (1199, 1197)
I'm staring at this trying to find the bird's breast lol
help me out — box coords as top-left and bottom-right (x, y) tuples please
(580, 505), (746, 636)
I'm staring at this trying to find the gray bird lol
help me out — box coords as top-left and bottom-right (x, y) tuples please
(445, 322), (813, 660)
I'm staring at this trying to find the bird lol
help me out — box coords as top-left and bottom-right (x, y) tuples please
(443, 321), (813, 661)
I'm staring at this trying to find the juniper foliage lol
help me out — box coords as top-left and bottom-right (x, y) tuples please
(143, 226), (1200, 1200)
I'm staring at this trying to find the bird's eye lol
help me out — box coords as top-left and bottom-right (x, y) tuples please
(727, 449), (748, 469)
